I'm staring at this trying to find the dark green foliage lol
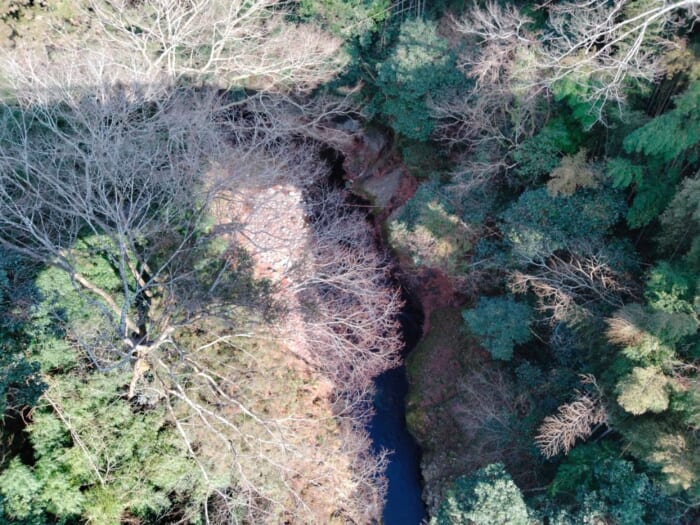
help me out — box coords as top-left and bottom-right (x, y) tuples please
(394, 179), (454, 230)
(544, 443), (676, 525)
(607, 157), (646, 189)
(463, 296), (532, 361)
(607, 155), (675, 229)
(647, 310), (698, 346)
(365, 7), (700, 523)
(374, 19), (465, 140)
(0, 355), (42, 415)
(433, 463), (530, 525)
(398, 137), (450, 180)
(658, 173), (700, 269)
(670, 384), (700, 430)
(515, 361), (545, 391)
(616, 418), (700, 498)
(0, 459), (44, 522)
(600, 259), (700, 496)
(0, 267), (213, 524)
(167, 240), (278, 324)
(603, 109), (651, 155)
(0, 251), (45, 415)
(0, 250), (38, 333)
(607, 82), (700, 228)
(630, 170), (678, 230)
(623, 82), (700, 165)
(388, 179), (472, 275)
(514, 360), (582, 432)
(644, 261), (697, 314)
(500, 187), (625, 259)
(615, 303), (698, 352)
(550, 76), (606, 130)
(608, 156), (678, 229)
(0, 373), (208, 524)
(297, 0), (390, 39)
(510, 117), (581, 188)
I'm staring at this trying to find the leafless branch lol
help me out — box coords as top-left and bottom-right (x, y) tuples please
(541, 0), (699, 124)
(535, 375), (607, 458)
(511, 249), (636, 324)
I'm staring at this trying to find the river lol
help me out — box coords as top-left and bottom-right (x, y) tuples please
(370, 308), (427, 525)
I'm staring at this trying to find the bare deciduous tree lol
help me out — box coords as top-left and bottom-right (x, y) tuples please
(291, 188), (403, 406)
(210, 163), (400, 522)
(0, 2), (399, 520)
(436, 0), (699, 143)
(510, 249), (636, 324)
(429, 2), (544, 150)
(0, 87), (227, 368)
(84, 0), (347, 94)
(427, 2), (547, 195)
(542, 0), (700, 121)
(451, 2), (537, 90)
(88, 0), (347, 92)
(535, 375), (608, 458)
(0, 81), (394, 525)
(1, 0), (347, 104)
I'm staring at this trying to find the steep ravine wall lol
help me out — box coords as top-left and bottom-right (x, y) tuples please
(336, 122), (505, 519)
(338, 124), (457, 332)
(336, 123), (463, 522)
(339, 126), (536, 517)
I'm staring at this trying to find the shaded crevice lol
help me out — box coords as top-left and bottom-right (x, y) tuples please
(320, 143), (428, 525)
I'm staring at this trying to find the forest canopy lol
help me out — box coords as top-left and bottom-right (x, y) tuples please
(0, 0), (699, 524)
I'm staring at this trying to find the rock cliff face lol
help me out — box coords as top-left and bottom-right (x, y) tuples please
(340, 124), (418, 223)
(337, 124), (456, 333)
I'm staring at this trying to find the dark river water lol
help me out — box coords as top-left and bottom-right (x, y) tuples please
(369, 309), (427, 525)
